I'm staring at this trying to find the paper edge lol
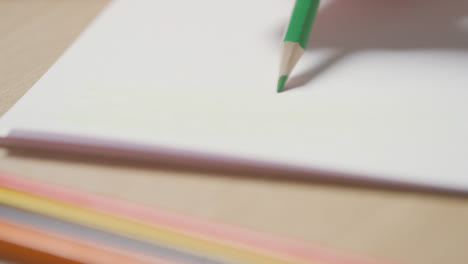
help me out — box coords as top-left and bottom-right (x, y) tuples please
(1, 128), (467, 195)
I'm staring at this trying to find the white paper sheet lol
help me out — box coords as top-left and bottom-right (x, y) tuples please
(1, 0), (468, 190)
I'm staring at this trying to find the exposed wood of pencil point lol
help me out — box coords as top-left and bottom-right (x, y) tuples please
(278, 42), (305, 92)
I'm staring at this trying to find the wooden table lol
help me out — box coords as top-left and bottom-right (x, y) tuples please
(1, 2), (468, 263)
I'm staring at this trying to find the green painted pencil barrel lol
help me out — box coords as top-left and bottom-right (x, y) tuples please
(283, 0), (320, 49)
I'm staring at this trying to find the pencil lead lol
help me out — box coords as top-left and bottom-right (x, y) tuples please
(277, 75), (288, 93)
(276, 75), (288, 93)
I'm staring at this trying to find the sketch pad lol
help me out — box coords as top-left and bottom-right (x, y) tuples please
(1, 0), (468, 191)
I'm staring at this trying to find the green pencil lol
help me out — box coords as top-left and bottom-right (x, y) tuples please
(278, 0), (320, 92)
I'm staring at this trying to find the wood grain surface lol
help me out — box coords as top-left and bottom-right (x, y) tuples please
(1, 2), (468, 264)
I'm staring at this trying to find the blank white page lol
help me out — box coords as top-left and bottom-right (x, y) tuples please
(1, 0), (468, 190)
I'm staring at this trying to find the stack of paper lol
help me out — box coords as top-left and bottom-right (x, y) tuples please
(0, 171), (388, 263)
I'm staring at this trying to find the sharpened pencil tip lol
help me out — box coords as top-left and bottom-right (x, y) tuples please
(277, 75), (288, 93)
